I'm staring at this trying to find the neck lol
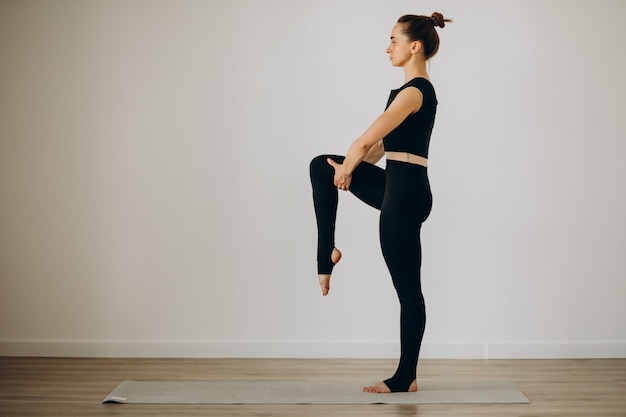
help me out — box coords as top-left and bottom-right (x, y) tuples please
(402, 59), (429, 83)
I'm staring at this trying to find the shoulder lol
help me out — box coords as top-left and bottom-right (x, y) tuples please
(388, 84), (423, 115)
(405, 77), (434, 94)
(405, 78), (436, 105)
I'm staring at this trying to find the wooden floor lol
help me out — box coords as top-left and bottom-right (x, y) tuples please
(1, 357), (625, 416)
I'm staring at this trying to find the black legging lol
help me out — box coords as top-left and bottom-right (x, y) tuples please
(309, 154), (432, 392)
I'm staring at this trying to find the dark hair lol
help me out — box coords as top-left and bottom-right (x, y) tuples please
(397, 12), (452, 59)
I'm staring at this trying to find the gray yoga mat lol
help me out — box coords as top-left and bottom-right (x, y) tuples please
(103, 380), (529, 404)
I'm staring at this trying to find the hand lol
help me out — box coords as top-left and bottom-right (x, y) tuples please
(327, 158), (352, 191)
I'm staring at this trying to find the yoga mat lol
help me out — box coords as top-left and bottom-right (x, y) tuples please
(103, 380), (529, 404)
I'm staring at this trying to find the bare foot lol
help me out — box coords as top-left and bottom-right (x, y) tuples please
(318, 248), (342, 296)
(363, 379), (418, 393)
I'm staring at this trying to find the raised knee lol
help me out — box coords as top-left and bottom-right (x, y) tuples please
(309, 154), (331, 176)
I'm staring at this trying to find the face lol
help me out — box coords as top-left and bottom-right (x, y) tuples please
(386, 23), (420, 67)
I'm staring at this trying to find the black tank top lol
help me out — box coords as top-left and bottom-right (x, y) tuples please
(382, 77), (437, 158)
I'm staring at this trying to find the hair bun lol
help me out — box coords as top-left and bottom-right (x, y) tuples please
(430, 12), (448, 28)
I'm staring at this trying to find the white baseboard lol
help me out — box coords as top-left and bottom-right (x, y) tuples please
(485, 342), (626, 359)
(1, 340), (625, 359)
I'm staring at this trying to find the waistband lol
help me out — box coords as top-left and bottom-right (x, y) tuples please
(385, 151), (428, 167)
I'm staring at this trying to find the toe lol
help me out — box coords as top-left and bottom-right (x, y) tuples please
(363, 381), (391, 393)
(318, 275), (330, 296)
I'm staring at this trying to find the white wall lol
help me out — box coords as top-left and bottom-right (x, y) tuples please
(1, 0), (625, 359)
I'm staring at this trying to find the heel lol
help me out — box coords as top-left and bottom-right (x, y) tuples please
(317, 247), (342, 275)
(331, 248), (342, 265)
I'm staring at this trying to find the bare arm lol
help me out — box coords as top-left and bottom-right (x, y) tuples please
(362, 140), (385, 164)
(329, 86), (423, 190)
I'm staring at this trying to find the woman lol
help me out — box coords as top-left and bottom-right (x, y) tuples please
(309, 13), (450, 393)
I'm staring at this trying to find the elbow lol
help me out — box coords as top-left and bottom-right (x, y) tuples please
(353, 139), (371, 154)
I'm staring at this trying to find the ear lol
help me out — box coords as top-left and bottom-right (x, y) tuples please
(411, 40), (423, 55)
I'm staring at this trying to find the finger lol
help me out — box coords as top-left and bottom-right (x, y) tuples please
(327, 158), (339, 169)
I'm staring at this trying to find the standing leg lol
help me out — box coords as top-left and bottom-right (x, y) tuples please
(380, 220), (425, 392)
(366, 162), (432, 393)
